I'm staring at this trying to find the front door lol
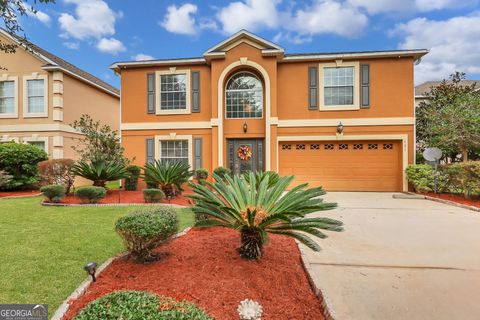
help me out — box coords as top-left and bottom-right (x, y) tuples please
(227, 139), (264, 175)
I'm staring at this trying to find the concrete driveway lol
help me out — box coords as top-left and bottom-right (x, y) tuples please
(301, 192), (480, 320)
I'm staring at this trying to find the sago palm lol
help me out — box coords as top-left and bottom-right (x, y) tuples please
(71, 159), (128, 187)
(188, 172), (343, 260)
(143, 160), (193, 197)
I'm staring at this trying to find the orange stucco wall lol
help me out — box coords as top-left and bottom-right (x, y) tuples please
(119, 40), (416, 190)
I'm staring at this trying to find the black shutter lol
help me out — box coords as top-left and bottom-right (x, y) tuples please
(360, 64), (370, 108)
(308, 66), (318, 110)
(193, 137), (202, 171)
(147, 73), (155, 114)
(146, 138), (155, 164)
(191, 71), (200, 112)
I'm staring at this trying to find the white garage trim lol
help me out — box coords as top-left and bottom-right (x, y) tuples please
(277, 134), (409, 191)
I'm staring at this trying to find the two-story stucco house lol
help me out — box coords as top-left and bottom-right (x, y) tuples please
(0, 29), (119, 159)
(111, 30), (428, 192)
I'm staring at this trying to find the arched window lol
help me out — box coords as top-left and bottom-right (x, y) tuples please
(225, 71), (263, 118)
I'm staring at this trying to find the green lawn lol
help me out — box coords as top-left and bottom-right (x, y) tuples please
(0, 196), (194, 318)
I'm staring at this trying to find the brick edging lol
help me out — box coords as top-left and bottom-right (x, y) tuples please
(296, 243), (336, 320)
(51, 227), (192, 320)
(423, 195), (480, 212)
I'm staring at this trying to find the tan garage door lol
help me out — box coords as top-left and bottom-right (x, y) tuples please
(278, 140), (402, 192)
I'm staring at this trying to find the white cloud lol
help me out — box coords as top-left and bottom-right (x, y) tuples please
(217, 0), (280, 34)
(287, 1), (368, 38)
(132, 53), (155, 61)
(161, 3), (198, 36)
(348, 0), (478, 14)
(63, 41), (80, 49)
(59, 0), (122, 40)
(96, 37), (126, 54)
(392, 13), (480, 83)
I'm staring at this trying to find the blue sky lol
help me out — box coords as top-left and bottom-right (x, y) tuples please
(15, 0), (480, 88)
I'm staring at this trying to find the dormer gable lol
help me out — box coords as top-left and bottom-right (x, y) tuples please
(203, 30), (284, 60)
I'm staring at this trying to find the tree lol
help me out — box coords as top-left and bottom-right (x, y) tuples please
(1, 1), (55, 55)
(417, 72), (480, 162)
(71, 114), (128, 165)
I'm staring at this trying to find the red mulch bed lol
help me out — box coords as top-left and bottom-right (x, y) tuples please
(424, 193), (480, 208)
(0, 190), (40, 198)
(63, 227), (324, 320)
(58, 190), (194, 206)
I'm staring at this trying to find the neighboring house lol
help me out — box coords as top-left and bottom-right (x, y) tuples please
(111, 30), (428, 192)
(0, 29), (119, 160)
(415, 80), (479, 107)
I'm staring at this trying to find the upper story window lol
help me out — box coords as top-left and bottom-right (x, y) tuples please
(156, 70), (191, 115)
(319, 61), (359, 111)
(160, 74), (186, 110)
(324, 67), (354, 106)
(225, 72), (263, 119)
(0, 81), (15, 114)
(23, 74), (48, 117)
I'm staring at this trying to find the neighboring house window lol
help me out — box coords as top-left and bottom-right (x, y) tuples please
(0, 81), (15, 114)
(324, 67), (354, 106)
(27, 141), (46, 151)
(160, 140), (189, 164)
(225, 71), (263, 119)
(26, 79), (45, 113)
(23, 137), (48, 153)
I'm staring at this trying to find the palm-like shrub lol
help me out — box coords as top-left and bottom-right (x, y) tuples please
(188, 172), (343, 260)
(244, 170), (280, 189)
(71, 159), (128, 187)
(143, 160), (193, 198)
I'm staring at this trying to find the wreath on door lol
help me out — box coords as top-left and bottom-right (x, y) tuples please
(237, 145), (252, 161)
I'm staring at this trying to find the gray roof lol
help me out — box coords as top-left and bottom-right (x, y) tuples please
(2, 30), (119, 97)
(415, 80), (479, 97)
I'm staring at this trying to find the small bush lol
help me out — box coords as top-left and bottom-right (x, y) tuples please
(74, 186), (106, 204)
(0, 142), (48, 190)
(38, 159), (75, 194)
(73, 290), (213, 320)
(125, 165), (141, 191)
(115, 207), (178, 262)
(406, 164), (436, 193)
(143, 188), (165, 203)
(213, 166), (231, 180)
(444, 162), (480, 198)
(195, 168), (209, 181)
(40, 184), (66, 203)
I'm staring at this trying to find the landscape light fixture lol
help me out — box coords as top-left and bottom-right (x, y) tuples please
(84, 262), (97, 282)
(337, 122), (344, 135)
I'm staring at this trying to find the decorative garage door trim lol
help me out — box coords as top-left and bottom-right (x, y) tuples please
(276, 134), (409, 191)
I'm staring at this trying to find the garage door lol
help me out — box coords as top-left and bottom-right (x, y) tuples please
(278, 140), (402, 191)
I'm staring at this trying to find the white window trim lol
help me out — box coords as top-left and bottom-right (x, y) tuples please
(154, 134), (193, 168)
(22, 136), (49, 153)
(0, 75), (19, 119)
(319, 61), (360, 111)
(155, 69), (191, 115)
(23, 74), (48, 118)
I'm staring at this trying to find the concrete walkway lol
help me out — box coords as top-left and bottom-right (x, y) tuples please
(302, 192), (480, 320)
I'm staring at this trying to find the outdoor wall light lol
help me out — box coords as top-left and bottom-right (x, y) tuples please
(337, 122), (344, 135)
(243, 122), (248, 133)
(84, 262), (97, 282)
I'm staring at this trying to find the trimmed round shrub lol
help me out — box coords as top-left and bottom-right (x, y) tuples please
(0, 142), (48, 190)
(143, 188), (165, 203)
(115, 207), (178, 262)
(73, 290), (213, 320)
(75, 186), (106, 204)
(125, 165), (141, 191)
(213, 166), (231, 179)
(195, 168), (209, 180)
(40, 184), (66, 203)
